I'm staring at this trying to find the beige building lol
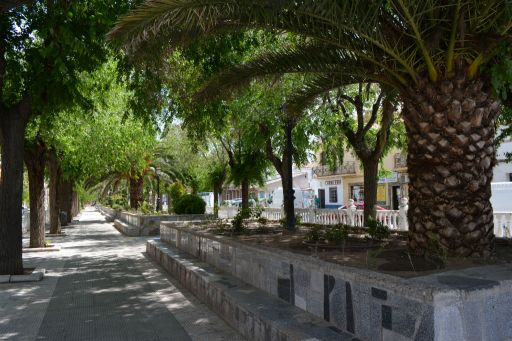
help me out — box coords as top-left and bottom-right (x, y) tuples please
(311, 149), (409, 209)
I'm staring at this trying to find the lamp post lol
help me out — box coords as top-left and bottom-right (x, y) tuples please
(156, 167), (161, 212)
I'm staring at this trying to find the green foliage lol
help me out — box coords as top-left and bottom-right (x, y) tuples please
(325, 224), (350, 245)
(305, 226), (323, 243)
(279, 214), (301, 229)
(139, 201), (155, 215)
(173, 194), (206, 214)
(169, 182), (186, 211)
(367, 219), (390, 242)
(231, 208), (252, 234)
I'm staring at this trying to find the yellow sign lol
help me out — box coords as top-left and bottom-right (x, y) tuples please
(377, 184), (387, 203)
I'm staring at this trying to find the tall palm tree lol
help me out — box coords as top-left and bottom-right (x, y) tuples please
(109, 0), (511, 257)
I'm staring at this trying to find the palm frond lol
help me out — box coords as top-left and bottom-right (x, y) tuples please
(194, 43), (384, 102)
(110, 0), (512, 85)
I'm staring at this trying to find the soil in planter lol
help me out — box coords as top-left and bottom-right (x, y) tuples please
(216, 225), (512, 278)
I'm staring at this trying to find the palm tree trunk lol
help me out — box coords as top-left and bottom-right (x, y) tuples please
(129, 176), (143, 209)
(241, 179), (249, 210)
(48, 149), (61, 235)
(282, 121), (296, 231)
(403, 75), (499, 257)
(25, 138), (46, 248)
(0, 103), (30, 275)
(362, 158), (379, 225)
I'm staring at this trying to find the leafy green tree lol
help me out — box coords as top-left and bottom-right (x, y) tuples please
(310, 83), (399, 224)
(110, 0), (512, 257)
(0, 0), (136, 274)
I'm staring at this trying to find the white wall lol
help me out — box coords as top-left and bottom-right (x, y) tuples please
(494, 141), (512, 182)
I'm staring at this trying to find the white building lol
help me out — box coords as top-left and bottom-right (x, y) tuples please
(493, 140), (512, 182)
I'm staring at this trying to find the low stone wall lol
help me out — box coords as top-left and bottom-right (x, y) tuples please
(161, 222), (512, 341)
(97, 205), (118, 222)
(97, 205), (214, 236)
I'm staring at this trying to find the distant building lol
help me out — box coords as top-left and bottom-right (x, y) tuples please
(311, 149), (408, 209)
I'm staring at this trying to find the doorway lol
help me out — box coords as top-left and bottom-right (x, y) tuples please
(318, 189), (326, 208)
(392, 186), (401, 210)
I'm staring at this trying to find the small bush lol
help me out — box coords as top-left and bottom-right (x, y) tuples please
(169, 182), (186, 212)
(325, 224), (350, 245)
(257, 217), (268, 225)
(139, 202), (155, 214)
(174, 194), (206, 214)
(305, 226), (323, 243)
(279, 214), (302, 229)
(231, 208), (251, 234)
(367, 219), (390, 241)
(251, 206), (264, 219)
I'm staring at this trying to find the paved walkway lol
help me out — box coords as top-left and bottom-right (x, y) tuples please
(0, 207), (243, 341)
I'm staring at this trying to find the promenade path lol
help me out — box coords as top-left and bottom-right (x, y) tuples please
(0, 207), (243, 341)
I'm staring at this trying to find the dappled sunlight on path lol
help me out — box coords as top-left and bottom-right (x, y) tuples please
(0, 207), (243, 341)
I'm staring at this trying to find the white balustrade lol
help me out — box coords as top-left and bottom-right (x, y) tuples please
(217, 202), (512, 237)
(494, 212), (512, 238)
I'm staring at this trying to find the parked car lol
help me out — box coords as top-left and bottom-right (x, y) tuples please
(338, 202), (387, 210)
(230, 198), (256, 208)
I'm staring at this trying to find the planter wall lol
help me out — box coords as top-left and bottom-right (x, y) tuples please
(97, 205), (214, 236)
(161, 222), (512, 341)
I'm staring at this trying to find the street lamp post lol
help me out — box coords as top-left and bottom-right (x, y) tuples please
(156, 168), (161, 212)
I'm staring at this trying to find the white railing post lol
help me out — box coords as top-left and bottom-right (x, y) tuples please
(399, 197), (409, 231)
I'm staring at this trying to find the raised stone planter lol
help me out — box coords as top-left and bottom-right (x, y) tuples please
(160, 222), (512, 341)
(97, 205), (215, 236)
(97, 205), (119, 222)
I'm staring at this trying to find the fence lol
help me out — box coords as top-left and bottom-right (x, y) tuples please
(217, 202), (512, 237)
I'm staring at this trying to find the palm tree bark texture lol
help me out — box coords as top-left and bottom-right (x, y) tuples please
(129, 175), (144, 209)
(403, 72), (499, 257)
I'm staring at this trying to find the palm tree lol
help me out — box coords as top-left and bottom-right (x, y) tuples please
(109, 1), (511, 257)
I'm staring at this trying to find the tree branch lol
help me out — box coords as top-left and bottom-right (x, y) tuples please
(362, 90), (384, 135)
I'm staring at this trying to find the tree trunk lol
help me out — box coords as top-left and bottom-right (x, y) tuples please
(402, 74), (499, 257)
(213, 184), (220, 218)
(71, 191), (79, 218)
(282, 122), (296, 231)
(58, 179), (73, 225)
(25, 138), (46, 248)
(241, 179), (249, 210)
(362, 158), (379, 225)
(48, 149), (62, 235)
(0, 101), (30, 275)
(129, 176), (143, 209)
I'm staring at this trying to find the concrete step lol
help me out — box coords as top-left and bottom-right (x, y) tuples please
(147, 239), (360, 341)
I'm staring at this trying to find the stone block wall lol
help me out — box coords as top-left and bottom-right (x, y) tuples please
(96, 205), (215, 236)
(160, 222), (512, 341)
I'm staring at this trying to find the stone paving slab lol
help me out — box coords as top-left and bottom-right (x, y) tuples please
(0, 207), (244, 341)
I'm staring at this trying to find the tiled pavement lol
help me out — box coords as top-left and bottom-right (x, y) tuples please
(0, 207), (244, 341)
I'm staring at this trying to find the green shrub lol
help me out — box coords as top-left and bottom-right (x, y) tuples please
(169, 182), (186, 212)
(174, 194), (206, 214)
(231, 208), (251, 234)
(325, 224), (350, 245)
(279, 214), (302, 228)
(257, 217), (268, 225)
(305, 226), (323, 243)
(139, 202), (155, 215)
(367, 219), (390, 241)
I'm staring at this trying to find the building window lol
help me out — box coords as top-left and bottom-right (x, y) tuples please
(350, 185), (364, 202)
(329, 187), (338, 203)
(509, 173), (512, 182)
